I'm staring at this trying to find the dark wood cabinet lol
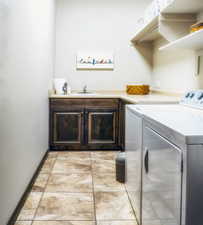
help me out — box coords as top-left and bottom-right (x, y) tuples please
(86, 108), (119, 149)
(53, 111), (84, 145)
(49, 98), (121, 150)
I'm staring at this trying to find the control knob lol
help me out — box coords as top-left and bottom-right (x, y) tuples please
(198, 93), (203, 100)
(190, 93), (195, 98)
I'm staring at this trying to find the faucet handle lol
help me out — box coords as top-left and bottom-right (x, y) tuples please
(83, 85), (87, 93)
(63, 82), (68, 95)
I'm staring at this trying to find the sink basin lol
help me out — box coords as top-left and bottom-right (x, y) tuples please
(71, 92), (97, 96)
(77, 92), (95, 94)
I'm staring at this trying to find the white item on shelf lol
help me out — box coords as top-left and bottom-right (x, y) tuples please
(159, 0), (174, 11)
(134, 0), (160, 36)
(54, 78), (67, 95)
(144, 0), (160, 25)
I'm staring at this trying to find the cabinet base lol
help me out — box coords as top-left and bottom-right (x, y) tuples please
(50, 145), (122, 151)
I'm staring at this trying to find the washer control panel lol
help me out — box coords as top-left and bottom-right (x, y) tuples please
(180, 90), (203, 109)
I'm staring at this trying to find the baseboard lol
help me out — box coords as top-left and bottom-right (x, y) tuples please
(7, 150), (49, 225)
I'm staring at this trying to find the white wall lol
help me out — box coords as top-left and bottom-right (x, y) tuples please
(151, 38), (203, 93)
(55, 0), (152, 91)
(198, 12), (203, 20)
(0, 0), (55, 224)
(151, 11), (203, 93)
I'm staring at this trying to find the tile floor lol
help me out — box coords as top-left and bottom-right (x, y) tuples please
(15, 151), (138, 225)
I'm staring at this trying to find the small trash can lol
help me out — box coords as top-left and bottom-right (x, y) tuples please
(116, 152), (126, 183)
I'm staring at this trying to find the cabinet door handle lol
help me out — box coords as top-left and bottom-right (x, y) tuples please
(144, 149), (149, 174)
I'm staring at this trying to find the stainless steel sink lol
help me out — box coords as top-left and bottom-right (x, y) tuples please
(71, 92), (96, 96)
(77, 91), (95, 94)
(71, 85), (96, 95)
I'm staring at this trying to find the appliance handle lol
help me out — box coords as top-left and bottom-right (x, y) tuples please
(144, 148), (149, 174)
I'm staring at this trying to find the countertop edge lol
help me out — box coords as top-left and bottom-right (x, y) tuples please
(49, 92), (180, 104)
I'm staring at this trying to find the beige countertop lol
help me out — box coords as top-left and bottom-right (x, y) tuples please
(49, 90), (181, 104)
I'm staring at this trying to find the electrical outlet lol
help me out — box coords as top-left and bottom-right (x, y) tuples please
(154, 80), (161, 89)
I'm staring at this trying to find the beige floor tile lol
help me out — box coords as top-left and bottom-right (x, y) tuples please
(52, 158), (91, 174)
(93, 173), (125, 192)
(17, 192), (42, 220)
(58, 151), (91, 160)
(41, 158), (56, 173)
(95, 192), (135, 220)
(16, 151), (138, 224)
(32, 221), (96, 225)
(91, 151), (118, 160)
(56, 152), (69, 159)
(46, 173), (93, 192)
(48, 152), (59, 159)
(35, 192), (94, 220)
(15, 222), (32, 225)
(97, 221), (137, 225)
(92, 159), (115, 174)
(32, 173), (49, 192)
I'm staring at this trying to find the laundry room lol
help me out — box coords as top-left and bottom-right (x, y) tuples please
(0, 0), (203, 225)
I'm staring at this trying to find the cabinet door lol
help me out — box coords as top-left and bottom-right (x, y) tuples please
(86, 108), (118, 148)
(142, 126), (182, 225)
(52, 111), (84, 145)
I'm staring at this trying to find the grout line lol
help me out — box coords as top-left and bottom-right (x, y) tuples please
(31, 183), (46, 221)
(90, 152), (98, 225)
(16, 154), (57, 223)
(19, 151), (133, 224)
(42, 155), (58, 191)
(32, 154), (58, 221)
(124, 184), (139, 225)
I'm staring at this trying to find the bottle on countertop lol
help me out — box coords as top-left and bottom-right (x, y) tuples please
(62, 82), (72, 95)
(54, 78), (67, 95)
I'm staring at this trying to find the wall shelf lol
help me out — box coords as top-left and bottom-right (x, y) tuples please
(159, 29), (203, 51)
(162, 0), (203, 14)
(131, 0), (203, 67)
(131, 0), (202, 45)
(131, 16), (160, 43)
(131, 14), (196, 45)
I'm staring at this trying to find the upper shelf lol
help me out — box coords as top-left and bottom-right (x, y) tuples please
(131, 0), (203, 58)
(162, 0), (203, 14)
(131, 16), (160, 43)
(159, 29), (203, 51)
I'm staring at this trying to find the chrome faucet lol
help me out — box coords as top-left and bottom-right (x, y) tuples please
(62, 82), (68, 95)
(83, 85), (87, 93)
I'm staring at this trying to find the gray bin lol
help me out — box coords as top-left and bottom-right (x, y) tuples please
(116, 152), (125, 183)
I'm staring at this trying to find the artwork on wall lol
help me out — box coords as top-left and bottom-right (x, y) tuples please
(76, 52), (114, 70)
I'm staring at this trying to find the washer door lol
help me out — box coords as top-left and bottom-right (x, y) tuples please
(142, 126), (182, 225)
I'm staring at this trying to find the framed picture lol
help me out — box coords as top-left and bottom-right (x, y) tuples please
(76, 52), (114, 70)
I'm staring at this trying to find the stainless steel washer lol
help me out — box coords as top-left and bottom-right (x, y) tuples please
(126, 90), (203, 225)
(126, 104), (178, 224)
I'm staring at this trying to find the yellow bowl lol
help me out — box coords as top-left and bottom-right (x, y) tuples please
(126, 85), (150, 95)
